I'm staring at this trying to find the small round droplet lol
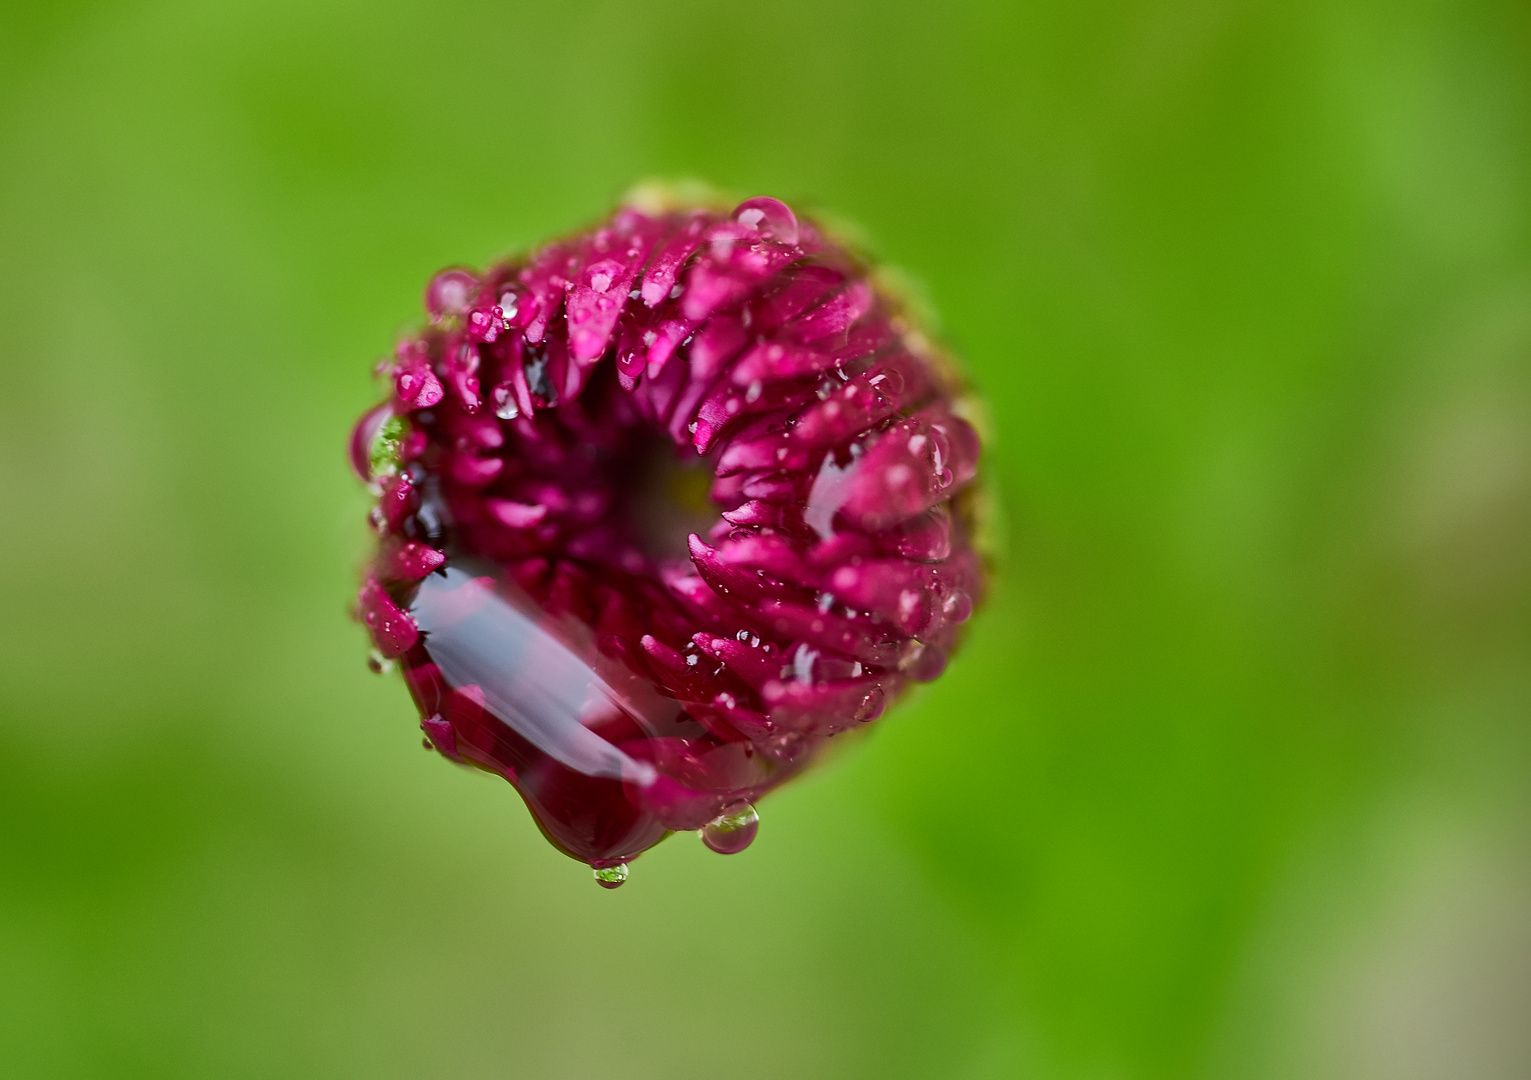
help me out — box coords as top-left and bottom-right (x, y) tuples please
(899, 642), (947, 683)
(733, 197), (800, 246)
(700, 802), (759, 855)
(943, 589), (973, 624)
(491, 382), (520, 420)
(367, 648), (395, 675)
(594, 864), (629, 889)
(425, 268), (478, 319)
(763, 731), (805, 761)
(853, 682), (887, 721)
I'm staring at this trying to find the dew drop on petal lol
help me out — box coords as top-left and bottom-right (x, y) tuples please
(700, 802), (759, 854)
(854, 683), (887, 721)
(943, 589), (973, 623)
(367, 648), (395, 675)
(594, 864), (629, 889)
(732, 197), (800, 246)
(491, 382), (520, 420)
(426, 268), (478, 319)
(898, 641), (947, 683)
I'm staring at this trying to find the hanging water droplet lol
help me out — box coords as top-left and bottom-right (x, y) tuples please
(700, 802), (759, 855)
(367, 648), (395, 675)
(593, 864), (629, 889)
(491, 382), (520, 420)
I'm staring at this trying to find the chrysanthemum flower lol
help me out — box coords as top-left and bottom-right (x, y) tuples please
(349, 191), (984, 886)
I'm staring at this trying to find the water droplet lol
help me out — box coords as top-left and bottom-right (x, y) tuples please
(853, 683), (887, 721)
(367, 648), (395, 675)
(359, 413), (409, 485)
(764, 731), (804, 760)
(426, 268), (478, 318)
(942, 589), (973, 623)
(594, 864), (629, 889)
(349, 401), (394, 482)
(897, 640), (946, 683)
(524, 351), (556, 406)
(700, 803), (759, 854)
(491, 382), (520, 420)
(732, 197), (800, 246)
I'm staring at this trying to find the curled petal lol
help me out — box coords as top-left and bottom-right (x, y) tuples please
(359, 578), (419, 657)
(838, 407), (981, 532)
(762, 675), (894, 735)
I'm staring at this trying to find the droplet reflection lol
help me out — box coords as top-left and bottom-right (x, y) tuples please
(594, 864), (629, 889)
(700, 802), (759, 855)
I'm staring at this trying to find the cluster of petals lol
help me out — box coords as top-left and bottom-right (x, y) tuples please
(350, 195), (984, 871)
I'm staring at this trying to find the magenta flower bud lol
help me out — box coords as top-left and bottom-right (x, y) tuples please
(349, 194), (986, 886)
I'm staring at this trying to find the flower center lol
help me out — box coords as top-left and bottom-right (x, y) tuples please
(626, 437), (717, 564)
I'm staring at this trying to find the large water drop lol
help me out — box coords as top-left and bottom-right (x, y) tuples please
(594, 864), (629, 889)
(700, 802), (759, 855)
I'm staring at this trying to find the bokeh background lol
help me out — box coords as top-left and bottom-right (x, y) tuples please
(2, 0), (1528, 1077)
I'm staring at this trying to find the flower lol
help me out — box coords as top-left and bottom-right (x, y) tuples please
(350, 193), (984, 885)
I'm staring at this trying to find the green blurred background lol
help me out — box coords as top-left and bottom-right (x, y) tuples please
(2, 0), (1528, 1076)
